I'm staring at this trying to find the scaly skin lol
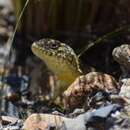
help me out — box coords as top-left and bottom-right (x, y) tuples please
(31, 39), (82, 98)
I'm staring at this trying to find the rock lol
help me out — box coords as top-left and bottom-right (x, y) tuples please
(0, 116), (23, 130)
(23, 104), (122, 130)
(111, 44), (130, 130)
(119, 78), (130, 100)
(108, 115), (130, 130)
(1, 116), (20, 124)
(112, 44), (130, 71)
(0, 0), (13, 11)
(23, 116), (49, 130)
(23, 113), (86, 130)
(63, 72), (119, 110)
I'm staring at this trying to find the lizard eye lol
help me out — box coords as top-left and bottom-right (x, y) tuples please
(50, 42), (59, 49)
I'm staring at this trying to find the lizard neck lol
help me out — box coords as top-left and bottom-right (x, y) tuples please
(40, 53), (82, 86)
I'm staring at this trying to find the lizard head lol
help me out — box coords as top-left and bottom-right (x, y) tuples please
(112, 44), (130, 70)
(31, 39), (82, 84)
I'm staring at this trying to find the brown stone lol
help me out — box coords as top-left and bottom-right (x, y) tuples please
(23, 113), (65, 130)
(112, 44), (130, 71)
(63, 72), (119, 109)
(23, 113), (87, 130)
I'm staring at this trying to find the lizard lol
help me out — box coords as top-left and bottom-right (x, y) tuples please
(31, 39), (82, 98)
(31, 38), (119, 108)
